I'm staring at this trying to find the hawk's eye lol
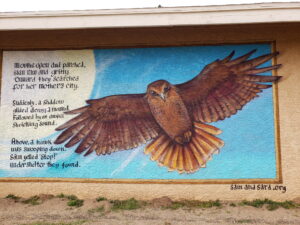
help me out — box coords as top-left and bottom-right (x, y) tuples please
(150, 90), (158, 96)
(164, 86), (170, 93)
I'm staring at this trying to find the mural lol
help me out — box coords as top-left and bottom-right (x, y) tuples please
(0, 43), (281, 181)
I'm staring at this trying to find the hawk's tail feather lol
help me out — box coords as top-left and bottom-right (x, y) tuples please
(144, 122), (224, 174)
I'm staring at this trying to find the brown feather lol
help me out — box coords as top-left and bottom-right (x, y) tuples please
(76, 123), (101, 155)
(237, 84), (261, 95)
(237, 88), (258, 101)
(190, 148), (201, 172)
(187, 146), (199, 172)
(55, 118), (91, 144)
(87, 123), (105, 154)
(222, 96), (238, 114)
(221, 51), (235, 63)
(135, 119), (150, 141)
(55, 113), (89, 131)
(183, 147), (193, 172)
(109, 122), (118, 151)
(143, 119), (159, 138)
(161, 144), (174, 167)
(189, 141), (205, 166)
(227, 93), (243, 110)
(233, 92), (247, 105)
(151, 139), (170, 161)
(133, 120), (148, 145)
(200, 100), (212, 123)
(96, 123), (109, 155)
(195, 102), (204, 121)
(82, 124), (103, 156)
(192, 137), (208, 159)
(226, 49), (256, 66)
(208, 97), (225, 120)
(243, 74), (281, 82)
(169, 144), (180, 170)
(158, 142), (171, 165)
(244, 64), (281, 74)
(75, 126), (97, 154)
(207, 101), (219, 122)
(114, 121), (122, 150)
(235, 91), (250, 104)
(232, 52), (279, 73)
(195, 129), (224, 148)
(116, 120), (124, 149)
(64, 106), (89, 115)
(241, 82), (272, 90)
(125, 119), (135, 149)
(145, 134), (168, 154)
(83, 147), (95, 156)
(194, 134), (214, 156)
(177, 146), (184, 172)
(216, 97), (232, 118)
(193, 122), (222, 135)
(65, 120), (97, 148)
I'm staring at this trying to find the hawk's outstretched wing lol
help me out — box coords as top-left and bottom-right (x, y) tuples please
(54, 94), (161, 156)
(176, 50), (281, 123)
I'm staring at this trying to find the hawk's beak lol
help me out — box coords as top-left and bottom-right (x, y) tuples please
(159, 93), (166, 101)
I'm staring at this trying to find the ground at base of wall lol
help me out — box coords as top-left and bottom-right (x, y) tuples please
(0, 195), (300, 225)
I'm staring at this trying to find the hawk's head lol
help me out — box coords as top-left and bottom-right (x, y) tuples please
(146, 80), (175, 102)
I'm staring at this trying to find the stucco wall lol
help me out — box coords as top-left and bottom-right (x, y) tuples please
(0, 23), (299, 200)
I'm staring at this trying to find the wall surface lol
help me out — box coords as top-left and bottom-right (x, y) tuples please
(0, 23), (299, 201)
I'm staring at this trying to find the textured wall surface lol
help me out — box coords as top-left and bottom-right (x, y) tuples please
(0, 23), (299, 200)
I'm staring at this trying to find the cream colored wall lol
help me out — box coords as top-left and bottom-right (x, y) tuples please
(1, 3), (300, 30)
(0, 23), (299, 200)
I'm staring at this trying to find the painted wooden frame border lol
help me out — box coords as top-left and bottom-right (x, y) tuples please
(0, 40), (282, 184)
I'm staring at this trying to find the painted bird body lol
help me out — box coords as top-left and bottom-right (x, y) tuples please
(55, 50), (281, 173)
(146, 80), (192, 144)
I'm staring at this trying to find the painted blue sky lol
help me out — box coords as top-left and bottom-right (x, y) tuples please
(1, 43), (278, 180)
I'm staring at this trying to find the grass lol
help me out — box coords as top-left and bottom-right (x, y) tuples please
(235, 219), (255, 224)
(20, 220), (87, 225)
(88, 206), (105, 215)
(196, 200), (221, 208)
(67, 198), (84, 207)
(239, 199), (299, 211)
(5, 194), (21, 201)
(165, 201), (185, 210)
(6, 194), (41, 205)
(96, 197), (107, 202)
(164, 200), (222, 210)
(22, 196), (41, 205)
(56, 193), (66, 198)
(66, 195), (84, 207)
(56, 194), (84, 207)
(110, 198), (142, 211)
(6, 193), (299, 213)
(66, 195), (78, 201)
(91, 206), (104, 212)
